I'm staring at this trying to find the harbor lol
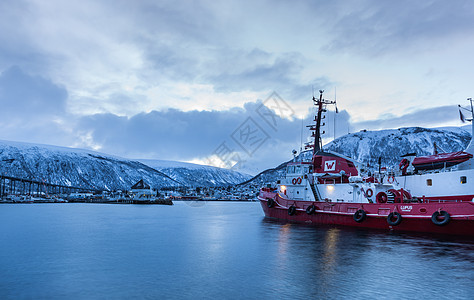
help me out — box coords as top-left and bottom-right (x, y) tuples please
(0, 175), (256, 205)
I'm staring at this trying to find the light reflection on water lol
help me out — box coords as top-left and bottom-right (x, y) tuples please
(0, 202), (473, 299)
(322, 228), (339, 272)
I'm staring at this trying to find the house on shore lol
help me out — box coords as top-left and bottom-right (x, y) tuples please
(130, 179), (155, 200)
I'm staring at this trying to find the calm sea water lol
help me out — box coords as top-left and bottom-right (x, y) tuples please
(0, 202), (473, 299)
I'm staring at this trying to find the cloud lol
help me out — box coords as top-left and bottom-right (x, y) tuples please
(320, 0), (474, 56)
(0, 66), (67, 120)
(205, 49), (332, 99)
(0, 67), (463, 174)
(77, 107), (249, 160)
(72, 97), (352, 173)
(352, 105), (462, 131)
(0, 66), (77, 145)
(0, 0), (333, 116)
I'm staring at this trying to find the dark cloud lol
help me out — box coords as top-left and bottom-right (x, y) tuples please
(204, 49), (333, 100)
(352, 105), (462, 131)
(0, 66), (67, 120)
(0, 66), (74, 145)
(319, 0), (474, 56)
(208, 51), (303, 91)
(74, 98), (351, 173)
(78, 107), (248, 160)
(127, 0), (221, 44)
(105, 3), (332, 98)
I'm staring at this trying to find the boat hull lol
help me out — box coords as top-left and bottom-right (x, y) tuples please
(258, 192), (474, 236)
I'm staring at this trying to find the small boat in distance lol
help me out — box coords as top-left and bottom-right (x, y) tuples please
(258, 91), (474, 236)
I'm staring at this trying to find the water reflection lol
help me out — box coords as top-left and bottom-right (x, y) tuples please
(259, 217), (474, 299)
(321, 228), (340, 272)
(277, 223), (291, 256)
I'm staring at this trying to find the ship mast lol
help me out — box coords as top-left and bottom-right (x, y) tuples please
(311, 90), (336, 155)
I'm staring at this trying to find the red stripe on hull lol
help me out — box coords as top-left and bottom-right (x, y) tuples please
(259, 193), (474, 236)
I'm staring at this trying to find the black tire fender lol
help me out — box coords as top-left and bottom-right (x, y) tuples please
(387, 212), (402, 226)
(288, 205), (297, 216)
(267, 198), (275, 208)
(431, 211), (450, 226)
(306, 205), (316, 215)
(353, 209), (367, 223)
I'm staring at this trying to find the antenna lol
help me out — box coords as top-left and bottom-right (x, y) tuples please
(459, 98), (474, 122)
(334, 87), (337, 141)
(300, 117), (304, 153)
(469, 98), (474, 120)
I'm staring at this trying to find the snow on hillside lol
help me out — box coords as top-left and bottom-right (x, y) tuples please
(139, 159), (252, 187)
(324, 127), (471, 167)
(0, 140), (180, 190)
(0, 140), (251, 191)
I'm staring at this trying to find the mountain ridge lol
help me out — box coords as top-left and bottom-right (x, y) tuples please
(0, 140), (251, 190)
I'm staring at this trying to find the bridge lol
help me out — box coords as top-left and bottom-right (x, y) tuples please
(0, 175), (98, 198)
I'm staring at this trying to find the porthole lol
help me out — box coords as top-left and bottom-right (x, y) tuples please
(461, 176), (467, 184)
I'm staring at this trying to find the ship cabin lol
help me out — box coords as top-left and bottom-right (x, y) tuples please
(280, 161), (312, 201)
(312, 151), (359, 184)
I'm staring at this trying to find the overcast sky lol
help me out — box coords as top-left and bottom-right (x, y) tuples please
(0, 0), (473, 174)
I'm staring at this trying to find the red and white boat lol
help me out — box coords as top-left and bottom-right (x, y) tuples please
(258, 91), (474, 236)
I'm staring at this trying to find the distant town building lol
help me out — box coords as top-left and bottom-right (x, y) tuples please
(130, 179), (154, 200)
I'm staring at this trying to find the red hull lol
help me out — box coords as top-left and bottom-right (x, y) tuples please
(259, 192), (474, 236)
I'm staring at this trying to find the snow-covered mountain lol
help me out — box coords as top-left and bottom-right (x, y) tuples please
(0, 140), (251, 190)
(324, 127), (471, 167)
(240, 127), (472, 186)
(138, 159), (252, 187)
(238, 160), (288, 188)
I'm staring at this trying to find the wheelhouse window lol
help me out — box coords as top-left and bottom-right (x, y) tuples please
(460, 176), (467, 184)
(295, 165), (301, 174)
(426, 179), (432, 186)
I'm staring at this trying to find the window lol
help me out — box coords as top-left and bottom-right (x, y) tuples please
(295, 165), (301, 174)
(426, 179), (432, 186)
(461, 176), (467, 184)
